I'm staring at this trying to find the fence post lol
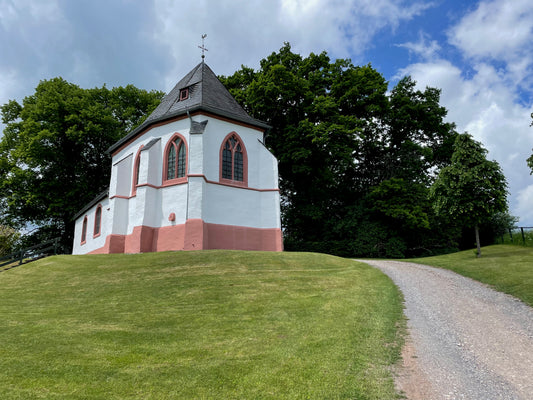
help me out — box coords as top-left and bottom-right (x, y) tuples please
(509, 228), (513, 242)
(19, 250), (24, 265)
(521, 227), (525, 245)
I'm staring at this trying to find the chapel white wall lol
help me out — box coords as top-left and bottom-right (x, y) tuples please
(73, 113), (281, 255)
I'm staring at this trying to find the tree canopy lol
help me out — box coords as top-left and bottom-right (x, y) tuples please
(430, 133), (508, 257)
(1, 44), (510, 257)
(221, 43), (460, 256)
(0, 78), (163, 251)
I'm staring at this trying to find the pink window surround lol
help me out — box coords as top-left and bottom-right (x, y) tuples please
(93, 204), (102, 238)
(81, 216), (88, 245)
(219, 132), (248, 187)
(179, 88), (189, 101)
(163, 133), (188, 186)
(131, 145), (144, 196)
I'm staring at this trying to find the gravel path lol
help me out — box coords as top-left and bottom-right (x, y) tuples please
(359, 260), (533, 400)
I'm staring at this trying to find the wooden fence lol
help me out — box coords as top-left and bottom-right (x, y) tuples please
(501, 227), (533, 246)
(0, 238), (61, 269)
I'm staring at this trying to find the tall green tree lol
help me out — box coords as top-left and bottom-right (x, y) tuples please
(430, 134), (508, 257)
(0, 78), (163, 251)
(221, 43), (458, 256)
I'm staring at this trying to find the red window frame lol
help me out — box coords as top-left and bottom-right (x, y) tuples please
(132, 145), (143, 196)
(93, 204), (102, 238)
(163, 133), (188, 185)
(81, 216), (88, 244)
(219, 132), (248, 187)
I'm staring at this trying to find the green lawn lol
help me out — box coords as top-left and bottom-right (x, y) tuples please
(0, 250), (404, 399)
(407, 245), (533, 307)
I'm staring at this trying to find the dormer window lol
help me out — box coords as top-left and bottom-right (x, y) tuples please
(179, 88), (189, 101)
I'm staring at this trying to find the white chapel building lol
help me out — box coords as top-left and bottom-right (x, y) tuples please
(72, 62), (283, 254)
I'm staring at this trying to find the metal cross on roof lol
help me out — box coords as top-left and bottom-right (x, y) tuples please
(198, 34), (208, 60)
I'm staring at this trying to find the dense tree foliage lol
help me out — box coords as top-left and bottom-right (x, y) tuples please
(221, 44), (462, 256)
(0, 78), (164, 251)
(1, 44), (509, 258)
(430, 134), (508, 257)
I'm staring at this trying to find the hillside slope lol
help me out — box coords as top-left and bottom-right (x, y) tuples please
(0, 250), (404, 399)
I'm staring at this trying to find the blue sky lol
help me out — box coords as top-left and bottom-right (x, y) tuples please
(1, 0), (532, 225)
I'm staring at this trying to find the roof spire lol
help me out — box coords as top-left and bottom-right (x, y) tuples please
(198, 34), (208, 60)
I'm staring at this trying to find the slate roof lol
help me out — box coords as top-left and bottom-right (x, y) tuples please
(107, 62), (269, 154)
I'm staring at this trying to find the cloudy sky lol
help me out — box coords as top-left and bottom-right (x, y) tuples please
(1, 0), (532, 225)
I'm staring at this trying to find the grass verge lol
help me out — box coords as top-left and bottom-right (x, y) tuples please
(0, 250), (404, 399)
(407, 245), (533, 307)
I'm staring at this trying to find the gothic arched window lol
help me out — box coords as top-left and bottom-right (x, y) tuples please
(81, 216), (88, 244)
(132, 145), (143, 196)
(93, 205), (102, 238)
(220, 132), (247, 186)
(164, 134), (187, 183)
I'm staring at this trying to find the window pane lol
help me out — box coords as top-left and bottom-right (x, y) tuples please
(167, 144), (176, 180)
(94, 208), (101, 235)
(222, 144), (233, 179)
(234, 150), (243, 181)
(135, 156), (140, 186)
(81, 218), (87, 242)
(177, 142), (186, 178)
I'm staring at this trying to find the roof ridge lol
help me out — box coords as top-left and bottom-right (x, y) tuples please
(107, 62), (270, 154)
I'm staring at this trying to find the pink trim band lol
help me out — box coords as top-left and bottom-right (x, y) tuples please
(88, 220), (283, 254)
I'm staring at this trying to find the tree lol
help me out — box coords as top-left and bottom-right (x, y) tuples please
(430, 134), (508, 257)
(0, 78), (163, 251)
(220, 43), (458, 256)
(0, 225), (19, 257)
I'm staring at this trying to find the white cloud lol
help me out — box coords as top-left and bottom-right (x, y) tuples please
(397, 31), (441, 61)
(448, 0), (533, 89)
(515, 184), (533, 225)
(151, 0), (434, 91)
(449, 0), (533, 61)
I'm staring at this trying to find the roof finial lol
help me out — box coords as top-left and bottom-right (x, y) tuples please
(198, 34), (208, 60)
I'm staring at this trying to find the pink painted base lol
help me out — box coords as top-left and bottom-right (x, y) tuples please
(89, 220), (283, 254)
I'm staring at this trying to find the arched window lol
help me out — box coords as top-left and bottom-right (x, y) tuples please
(164, 134), (187, 183)
(132, 146), (143, 196)
(81, 216), (88, 244)
(93, 205), (102, 237)
(220, 132), (247, 186)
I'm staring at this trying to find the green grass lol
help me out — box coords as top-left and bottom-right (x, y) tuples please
(0, 250), (404, 399)
(407, 245), (533, 307)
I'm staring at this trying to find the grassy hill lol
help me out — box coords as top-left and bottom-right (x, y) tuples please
(0, 250), (404, 399)
(408, 245), (533, 307)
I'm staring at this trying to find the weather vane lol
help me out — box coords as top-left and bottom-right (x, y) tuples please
(198, 34), (208, 60)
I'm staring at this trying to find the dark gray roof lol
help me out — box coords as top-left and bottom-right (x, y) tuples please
(107, 62), (269, 154)
(141, 137), (160, 151)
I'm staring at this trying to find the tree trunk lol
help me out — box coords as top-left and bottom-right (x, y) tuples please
(475, 224), (481, 258)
